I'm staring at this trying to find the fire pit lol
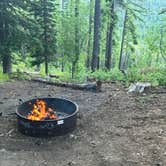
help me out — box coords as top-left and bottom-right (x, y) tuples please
(16, 97), (78, 137)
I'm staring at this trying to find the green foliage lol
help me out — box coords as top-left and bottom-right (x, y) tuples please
(126, 67), (166, 86)
(9, 71), (31, 80)
(90, 68), (125, 81)
(0, 73), (9, 82)
(0, 0), (29, 51)
(141, 68), (166, 86)
(0, 0), (165, 87)
(28, 0), (57, 72)
(125, 67), (142, 83)
(56, 0), (89, 77)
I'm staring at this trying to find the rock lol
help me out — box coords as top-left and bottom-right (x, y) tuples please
(77, 113), (82, 119)
(35, 140), (42, 146)
(0, 133), (4, 137)
(67, 161), (76, 166)
(6, 129), (15, 136)
(90, 141), (97, 147)
(69, 134), (78, 140)
(127, 82), (151, 93)
(156, 164), (161, 166)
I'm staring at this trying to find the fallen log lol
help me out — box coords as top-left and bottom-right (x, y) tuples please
(31, 78), (102, 92)
(49, 74), (59, 78)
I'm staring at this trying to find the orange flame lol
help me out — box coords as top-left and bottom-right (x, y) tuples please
(27, 100), (57, 121)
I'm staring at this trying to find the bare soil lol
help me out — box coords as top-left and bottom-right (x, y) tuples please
(0, 80), (165, 166)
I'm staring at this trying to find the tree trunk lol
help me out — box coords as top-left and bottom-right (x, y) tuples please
(86, 0), (93, 69)
(36, 64), (40, 72)
(61, 0), (65, 73)
(2, 52), (12, 74)
(97, 55), (100, 69)
(1, 6), (11, 74)
(61, 61), (64, 72)
(43, 0), (49, 75)
(105, 0), (115, 70)
(119, 9), (128, 71)
(44, 54), (48, 75)
(159, 27), (166, 61)
(72, 0), (80, 79)
(71, 63), (75, 79)
(91, 0), (101, 72)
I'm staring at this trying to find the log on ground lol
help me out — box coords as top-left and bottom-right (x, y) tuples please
(31, 78), (102, 92)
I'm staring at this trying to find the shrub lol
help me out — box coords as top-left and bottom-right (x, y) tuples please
(0, 73), (10, 82)
(90, 68), (125, 81)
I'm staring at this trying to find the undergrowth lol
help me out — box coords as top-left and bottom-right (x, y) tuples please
(0, 65), (165, 86)
(39, 66), (166, 86)
(0, 73), (10, 82)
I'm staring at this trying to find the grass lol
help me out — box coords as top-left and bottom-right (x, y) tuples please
(1, 62), (166, 86)
(0, 73), (10, 82)
(38, 64), (166, 86)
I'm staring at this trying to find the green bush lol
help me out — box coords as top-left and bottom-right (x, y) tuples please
(126, 67), (166, 86)
(90, 68), (125, 81)
(0, 73), (10, 82)
(141, 69), (166, 86)
(9, 70), (31, 80)
(108, 68), (125, 81)
(126, 67), (142, 83)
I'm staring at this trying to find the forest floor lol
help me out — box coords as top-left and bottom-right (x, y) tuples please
(0, 80), (165, 166)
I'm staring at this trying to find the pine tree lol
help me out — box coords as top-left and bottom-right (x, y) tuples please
(91, 0), (101, 72)
(71, 0), (80, 78)
(86, 0), (93, 69)
(159, 9), (166, 62)
(0, 0), (28, 73)
(29, 0), (57, 75)
(105, 0), (116, 70)
(118, 0), (145, 71)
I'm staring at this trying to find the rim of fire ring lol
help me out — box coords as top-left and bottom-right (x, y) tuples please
(16, 97), (79, 122)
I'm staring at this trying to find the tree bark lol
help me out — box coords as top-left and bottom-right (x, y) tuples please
(119, 9), (128, 71)
(61, 0), (65, 73)
(61, 61), (64, 72)
(43, 0), (49, 75)
(1, 4), (12, 74)
(86, 0), (93, 69)
(159, 27), (166, 62)
(2, 52), (12, 74)
(105, 0), (115, 70)
(72, 0), (80, 78)
(91, 0), (101, 72)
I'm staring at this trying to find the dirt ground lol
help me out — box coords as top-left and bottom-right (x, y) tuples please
(0, 80), (165, 166)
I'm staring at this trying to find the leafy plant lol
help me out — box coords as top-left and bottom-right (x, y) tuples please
(0, 73), (9, 82)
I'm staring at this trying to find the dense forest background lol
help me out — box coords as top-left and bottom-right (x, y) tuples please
(0, 0), (166, 85)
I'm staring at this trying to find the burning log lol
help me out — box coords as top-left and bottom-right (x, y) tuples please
(31, 78), (102, 92)
(27, 100), (57, 121)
